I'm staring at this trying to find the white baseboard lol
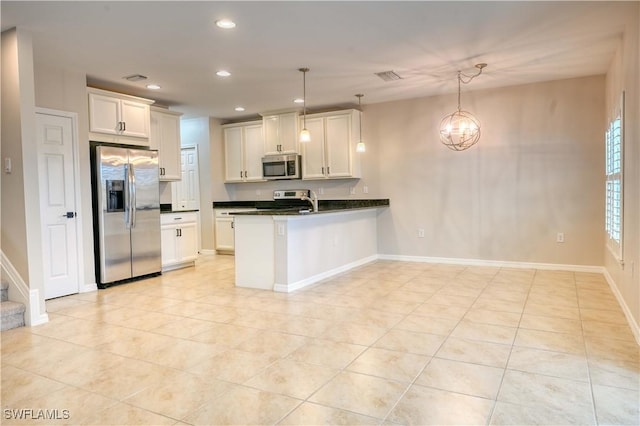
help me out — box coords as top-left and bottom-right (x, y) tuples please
(162, 261), (196, 272)
(378, 254), (604, 273)
(199, 249), (217, 255)
(81, 283), (98, 293)
(1, 251), (48, 326)
(274, 254), (378, 293)
(603, 269), (640, 346)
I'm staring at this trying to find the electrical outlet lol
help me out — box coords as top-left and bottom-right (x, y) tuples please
(350, 187), (356, 195)
(418, 228), (425, 238)
(256, 189), (262, 196)
(318, 187), (324, 195)
(363, 186), (369, 194)
(556, 232), (564, 243)
(278, 224), (285, 236)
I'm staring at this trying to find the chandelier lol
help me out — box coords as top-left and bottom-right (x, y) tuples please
(439, 63), (487, 151)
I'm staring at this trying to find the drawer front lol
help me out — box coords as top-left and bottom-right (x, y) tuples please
(161, 212), (197, 225)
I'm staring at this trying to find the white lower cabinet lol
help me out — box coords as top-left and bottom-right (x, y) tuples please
(214, 208), (256, 253)
(215, 215), (235, 252)
(161, 212), (198, 270)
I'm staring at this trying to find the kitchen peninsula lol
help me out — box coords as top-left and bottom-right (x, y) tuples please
(215, 199), (389, 292)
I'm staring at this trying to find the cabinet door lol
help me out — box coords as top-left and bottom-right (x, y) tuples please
(301, 117), (326, 179)
(120, 99), (150, 138)
(263, 115), (280, 154)
(244, 124), (265, 181)
(224, 127), (244, 182)
(161, 226), (179, 266)
(177, 223), (198, 262)
(325, 114), (352, 178)
(149, 112), (161, 150)
(88, 93), (120, 135)
(215, 217), (235, 251)
(157, 112), (181, 180)
(278, 112), (299, 153)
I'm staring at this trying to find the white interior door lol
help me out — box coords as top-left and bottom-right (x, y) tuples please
(36, 111), (79, 299)
(172, 146), (200, 210)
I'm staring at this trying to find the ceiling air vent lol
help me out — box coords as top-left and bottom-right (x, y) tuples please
(123, 74), (148, 82)
(375, 70), (403, 82)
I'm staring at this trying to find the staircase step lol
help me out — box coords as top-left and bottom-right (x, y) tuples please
(1, 281), (8, 302)
(1, 300), (26, 331)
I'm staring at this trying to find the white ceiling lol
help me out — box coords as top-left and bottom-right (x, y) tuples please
(1, 1), (636, 120)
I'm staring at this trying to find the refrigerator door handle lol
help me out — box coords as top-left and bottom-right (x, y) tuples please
(130, 163), (137, 228)
(124, 164), (131, 229)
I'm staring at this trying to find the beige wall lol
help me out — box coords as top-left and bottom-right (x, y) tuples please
(369, 76), (605, 266)
(604, 4), (639, 335)
(1, 28), (47, 316)
(180, 117), (227, 251)
(33, 61), (95, 287)
(218, 76), (606, 268)
(1, 29), (30, 280)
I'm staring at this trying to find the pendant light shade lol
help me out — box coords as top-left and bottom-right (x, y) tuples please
(355, 94), (365, 153)
(299, 128), (311, 143)
(439, 64), (486, 151)
(299, 67), (310, 143)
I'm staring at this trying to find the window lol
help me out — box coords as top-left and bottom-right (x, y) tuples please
(605, 92), (624, 260)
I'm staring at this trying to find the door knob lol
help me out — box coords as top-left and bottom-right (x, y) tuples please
(62, 212), (76, 218)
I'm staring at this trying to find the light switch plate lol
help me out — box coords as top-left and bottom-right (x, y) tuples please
(4, 158), (11, 174)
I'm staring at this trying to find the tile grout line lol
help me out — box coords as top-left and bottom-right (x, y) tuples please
(483, 266), (535, 425)
(577, 270), (602, 426)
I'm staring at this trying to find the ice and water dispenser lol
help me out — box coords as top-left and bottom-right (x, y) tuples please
(106, 180), (124, 212)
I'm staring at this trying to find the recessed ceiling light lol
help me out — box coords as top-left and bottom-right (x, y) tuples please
(293, 98), (304, 104)
(216, 70), (231, 77)
(216, 19), (236, 29)
(234, 106), (245, 112)
(146, 84), (161, 90)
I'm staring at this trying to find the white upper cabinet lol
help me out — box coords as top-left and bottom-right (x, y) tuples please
(244, 124), (266, 180)
(150, 107), (182, 181)
(301, 109), (361, 180)
(300, 117), (326, 179)
(263, 112), (299, 155)
(223, 121), (265, 183)
(224, 126), (244, 182)
(88, 88), (154, 144)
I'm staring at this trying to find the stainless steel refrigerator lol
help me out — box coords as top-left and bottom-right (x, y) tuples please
(92, 145), (161, 288)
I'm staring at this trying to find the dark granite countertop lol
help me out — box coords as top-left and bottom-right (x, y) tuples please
(213, 199), (389, 216)
(160, 204), (199, 214)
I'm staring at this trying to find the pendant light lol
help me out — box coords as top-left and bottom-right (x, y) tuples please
(439, 63), (487, 151)
(355, 94), (365, 153)
(298, 67), (311, 143)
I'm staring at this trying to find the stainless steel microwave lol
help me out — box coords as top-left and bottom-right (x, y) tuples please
(262, 154), (301, 180)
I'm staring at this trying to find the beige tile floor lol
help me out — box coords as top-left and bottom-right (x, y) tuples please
(2, 254), (639, 425)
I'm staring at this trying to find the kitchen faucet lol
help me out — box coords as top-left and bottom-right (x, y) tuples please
(300, 190), (318, 213)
